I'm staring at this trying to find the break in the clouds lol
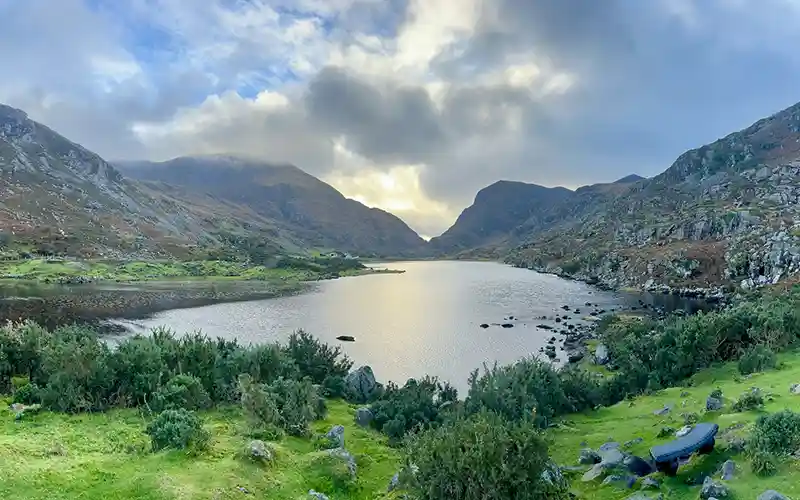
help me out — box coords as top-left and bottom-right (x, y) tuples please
(3, 0), (800, 236)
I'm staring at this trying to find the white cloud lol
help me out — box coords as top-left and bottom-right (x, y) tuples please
(4, 0), (800, 237)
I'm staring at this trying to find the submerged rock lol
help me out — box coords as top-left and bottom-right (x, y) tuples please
(336, 335), (355, 342)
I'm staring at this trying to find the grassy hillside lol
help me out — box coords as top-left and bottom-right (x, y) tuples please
(0, 399), (400, 500)
(551, 350), (800, 499)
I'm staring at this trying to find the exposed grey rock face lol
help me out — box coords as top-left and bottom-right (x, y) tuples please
(308, 489), (329, 500)
(700, 476), (729, 499)
(354, 407), (374, 427)
(325, 425), (345, 448)
(720, 460), (736, 480)
(345, 366), (378, 403)
(595, 344), (610, 365)
(579, 448), (602, 465)
(706, 397), (723, 411)
(247, 440), (273, 463)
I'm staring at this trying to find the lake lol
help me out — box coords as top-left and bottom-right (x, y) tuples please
(110, 260), (695, 394)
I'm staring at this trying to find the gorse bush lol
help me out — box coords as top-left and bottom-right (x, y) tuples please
(406, 412), (570, 500)
(150, 374), (211, 412)
(748, 409), (800, 475)
(738, 344), (777, 375)
(0, 321), (352, 416)
(11, 381), (41, 405)
(146, 408), (210, 452)
(238, 374), (324, 438)
(370, 376), (458, 444)
(732, 388), (764, 412)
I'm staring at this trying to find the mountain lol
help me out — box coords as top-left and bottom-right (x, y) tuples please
(0, 104), (298, 258)
(503, 100), (800, 291)
(115, 156), (426, 257)
(428, 181), (572, 254)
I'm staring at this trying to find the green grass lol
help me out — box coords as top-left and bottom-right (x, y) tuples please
(549, 350), (800, 499)
(0, 400), (401, 500)
(0, 258), (394, 284)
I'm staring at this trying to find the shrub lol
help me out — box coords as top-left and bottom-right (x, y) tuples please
(748, 410), (800, 474)
(283, 330), (352, 384)
(238, 374), (323, 437)
(150, 374), (211, 412)
(465, 358), (600, 428)
(322, 374), (346, 398)
(406, 412), (570, 500)
(738, 345), (777, 375)
(12, 382), (41, 404)
(110, 336), (164, 406)
(145, 409), (210, 452)
(732, 388), (765, 412)
(370, 377), (458, 443)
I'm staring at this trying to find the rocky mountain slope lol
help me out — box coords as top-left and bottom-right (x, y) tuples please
(504, 101), (800, 292)
(0, 104), (299, 258)
(115, 156), (426, 257)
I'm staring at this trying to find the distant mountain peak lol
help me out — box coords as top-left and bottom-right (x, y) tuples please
(613, 174), (645, 184)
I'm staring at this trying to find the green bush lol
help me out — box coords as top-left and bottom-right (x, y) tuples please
(12, 382), (41, 404)
(283, 330), (352, 385)
(150, 374), (211, 412)
(370, 377), (458, 443)
(110, 336), (164, 406)
(465, 359), (601, 428)
(748, 410), (800, 474)
(322, 375), (346, 398)
(406, 412), (570, 500)
(732, 388), (765, 412)
(238, 374), (323, 437)
(738, 345), (777, 375)
(145, 409), (209, 452)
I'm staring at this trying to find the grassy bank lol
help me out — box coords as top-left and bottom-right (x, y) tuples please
(0, 399), (400, 500)
(0, 256), (398, 284)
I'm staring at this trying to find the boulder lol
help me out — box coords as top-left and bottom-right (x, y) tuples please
(791, 383), (800, 395)
(602, 474), (636, 488)
(247, 440), (273, 463)
(758, 491), (789, 500)
(600, 448), (626, 468)
(579, 448), (601, 465)
(354, 407), (373, 427)
(328, 447), (357, 477)
(595, 343), (610, 365)
(653, 404), (672, 416)
(700, 477), (729, 499)
(720, 460), (735, 480)
(345, 366), (378, 403)
(388, 472), (400, 492)
(624, 455), (654, 477)
(706, 396), (723, 411)
(640, 477), (660, 490)
(676, 425), (692, 438)
(582, 463), (606, 482)
(325, 425), (345, 448)
(309, 490), (329, 500)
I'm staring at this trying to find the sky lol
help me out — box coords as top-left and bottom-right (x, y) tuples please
(3, 1), (800, 238)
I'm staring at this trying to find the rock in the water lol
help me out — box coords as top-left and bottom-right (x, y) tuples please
(758, 491), (789, 500)
(354, 407), (373, 427)
(706, 396), (723, 411)
(479, 323), (489, 328)
(640, 477), (660, 490)
(336, 335), (355, 342)
(653, 404), (672, 416)
(676, 425), (692, 438)
(325, 425), (345, 448)
(700, 476), (729, 499)
(345, 366), (378, 403)
(501, 323), (514, 328)
(720, 460), (735, 480)
(247, 440), (273, 463)
(595, 343), (610, 365)
(309, 490), (329, 500)
(579, 448), (602, 464)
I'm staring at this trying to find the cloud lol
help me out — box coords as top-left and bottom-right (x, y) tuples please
(3, 0), (800, 235)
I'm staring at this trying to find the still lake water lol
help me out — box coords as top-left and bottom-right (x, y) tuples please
(115, 261), (677, 393)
